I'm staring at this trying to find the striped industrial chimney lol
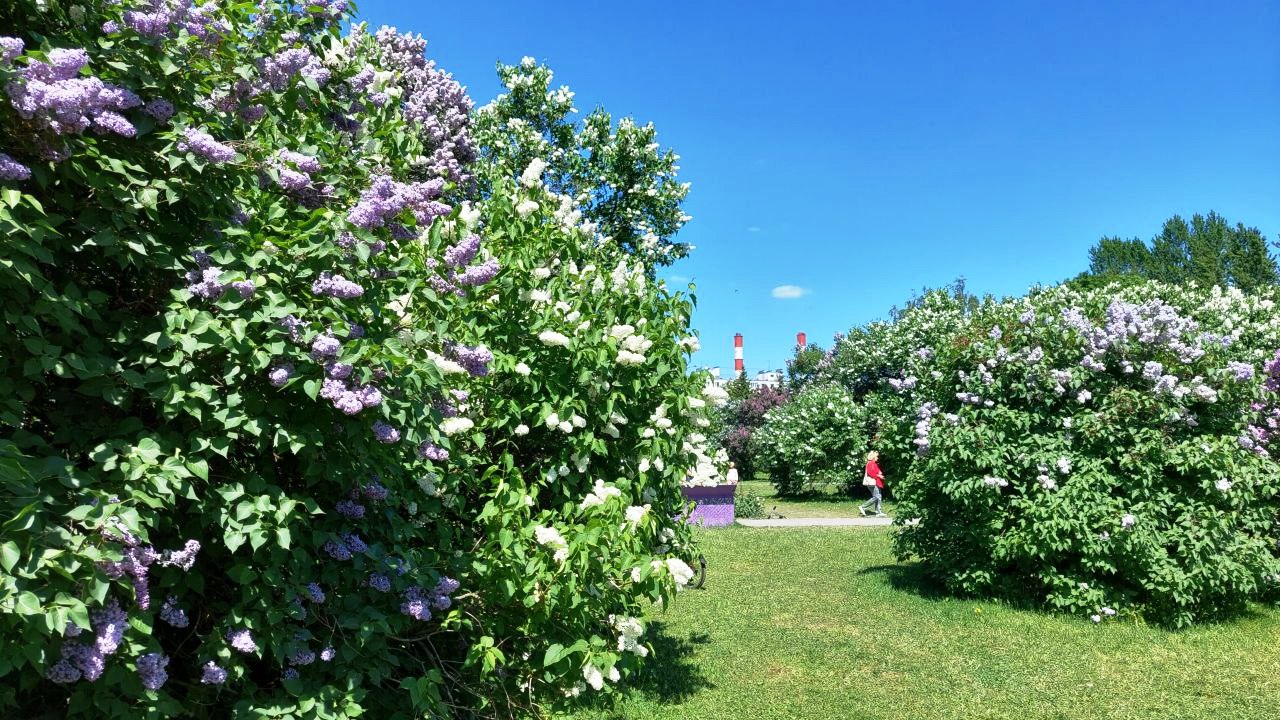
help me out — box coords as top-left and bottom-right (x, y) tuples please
(797, 332), (807, 350)
(733, 333), (744, 374)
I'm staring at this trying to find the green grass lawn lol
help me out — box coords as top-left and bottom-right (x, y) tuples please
(739, 479), (895, 519)
(571, 528), (1280, 720)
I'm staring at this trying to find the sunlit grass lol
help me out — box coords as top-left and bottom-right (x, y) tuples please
(570, 528), (1280, 720)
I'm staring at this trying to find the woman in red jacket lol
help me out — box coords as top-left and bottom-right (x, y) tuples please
(859, 450), (886, 517)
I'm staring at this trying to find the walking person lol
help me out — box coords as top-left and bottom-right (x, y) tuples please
(859, 450), (886, 517)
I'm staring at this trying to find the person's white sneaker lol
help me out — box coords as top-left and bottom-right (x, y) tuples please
(858, 507), (867, 516)
(873, 512), (887, 517)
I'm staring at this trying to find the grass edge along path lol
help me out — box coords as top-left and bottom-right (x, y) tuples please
(569, 527), (1280, 720)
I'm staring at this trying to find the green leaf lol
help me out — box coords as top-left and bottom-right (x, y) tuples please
(15, 591), (41, 615)
(0, 541), (21, 573)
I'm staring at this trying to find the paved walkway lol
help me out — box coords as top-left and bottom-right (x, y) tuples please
(737, 516), (892, 528)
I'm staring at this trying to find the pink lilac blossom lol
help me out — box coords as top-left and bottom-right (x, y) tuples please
(418, 441), (448, 461)
(312, 272), (364, 299)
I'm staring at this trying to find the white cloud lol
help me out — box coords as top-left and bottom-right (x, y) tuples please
(771, 285), (810, 300)
(746, 226), (762, 233)
(667, 274), (690, 285)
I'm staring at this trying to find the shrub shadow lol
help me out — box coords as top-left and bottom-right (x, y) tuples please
(626, 621), (714, 704)
(859, 562), (951, 601)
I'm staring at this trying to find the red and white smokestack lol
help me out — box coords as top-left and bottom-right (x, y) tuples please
(797, 332), (807, 350)
(733, 333), (744, 373)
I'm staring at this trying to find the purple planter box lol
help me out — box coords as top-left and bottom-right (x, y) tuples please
(681, 484), (737, 527)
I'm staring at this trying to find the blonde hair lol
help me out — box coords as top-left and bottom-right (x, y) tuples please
(866, 450), (879, 461)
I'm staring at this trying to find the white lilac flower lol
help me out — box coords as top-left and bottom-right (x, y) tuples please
(514, 362), (531, 376)
(1077, 389), (1092, 404)
(529, 289), (551, 303)
(625, 505), (649, 526)
(580, 480), (622, 510)
(514, 424), (529, 435)
(1038, 474), (1056, 490)
(1121, 513), (1136, 529)
(440, 417), (474, 435)
(583, 664), (604, 691)
(1090, 614), (1102, 624)
(1056, 457), (1072, 475)
(1215, 479), (1233, 492)
(665, 558), (695, 587)
(571, 414), (586, 428)
(557, 421), (573, 433)
(520, 158), (547, 187)
(538, 330), (570, 347)
(982, 476), (1009, 488)
(516, 199), (539, 216)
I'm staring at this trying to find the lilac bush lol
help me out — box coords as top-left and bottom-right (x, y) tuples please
(1, 1), (706, 716)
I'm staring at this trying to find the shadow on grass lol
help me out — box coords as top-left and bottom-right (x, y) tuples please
(859, 562), (951, 600)
(625, 621), (715, 704)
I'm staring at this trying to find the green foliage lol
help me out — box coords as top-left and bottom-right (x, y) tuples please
(724, 373), (752, 403)
(1086, 211), (1279, 292)
(0, 3), (712, 716)
(784, 342), (825, 391)
(754, 385), (868, 496)
(472, 58), (692, 266)
(733, 490), (764, 519)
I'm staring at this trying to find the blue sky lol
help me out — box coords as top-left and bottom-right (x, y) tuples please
(356, 0), (1280, 373)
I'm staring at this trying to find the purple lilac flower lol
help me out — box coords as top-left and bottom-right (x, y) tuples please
(47, 659), (81, 684)
(362, 480), (388, 501)
(372, 27), (476, 183)
(310, 334), (340, 360)
(282, 667), (300, 680)
(290, 648), (316, 666)
(0, 37), (24, 64)
(312, 272), (364, 299)
(400, 586), (433, 621)
(324, 362), (352, 380)
(5, 48), (142, 138)
(356, 385), (382, 408)
(324, 539), (352, 560)
(342, 533), (368, 554)
(320, 646), (335, 662)
(443, 234), (481, 268)
(143, 98), (174, 122)
(240, 103), (267, 122)
(346, 174), (449, 229)
(0, 152), (31, 181)
(1227, 361), (1254, 382)
(102, 20), (121, 34)
(159, 596), (189, 628)
(368, 573), (392, 592)
(159, 539), (201, 571)
(335, 499), (365, 519)
(259, 48), (327, 91)
(304, 583), (325, 603)
(136, 652), (169, 690)
(450, 344), (492, 377)
(231, 280), (255, 298)
(226, 628), (257, 654)
(458, 258), (500, 286)
(418, 441), (448, 461)
(178, 127), (236, 163)
(333, 391), (364, 415)
(186, 265), (226, 300)
(201, 661), (227, 684)
(269, 364), (294, 387)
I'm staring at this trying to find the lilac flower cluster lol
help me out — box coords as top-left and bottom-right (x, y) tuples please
(429, 234), (501, 295)
(259, 48), (329, 91)
(399, 577), (460, 621)
(159, 596), (189, 627)
(346, 174), (450, 230)
(46, 599), (129, 684)
(372, 26), (476, 184)
(136, 652), (169, 690)
(272, 149), (321, 192)
(913, 402), (939, 456)
(887, 376), (917, 392)
(144, 98), (175, 122)
(226, 627), (257, 653)
(201, 661), (228, 685)
(448, 343), (492, 377)
(0, 36), (22, 64)
(178, 127), (236, 163)
(269, 363), (294, 387)
(418, 441), (449, 461)
(5, 47), (142, 138)
(372, 421), (401, 443)
(0, 152), (30, 181)
(1241, 350), (1280, 458)
(324, 533), (368, 560)
(368, 573), (392, 592)
(319, 360), (382, 415)
(363, 479), (389, 500)
(335, 498), (365, 519)
(123, 0), (230, 40)
(312, 272), (365, 299)
(100, 525), (200, 611)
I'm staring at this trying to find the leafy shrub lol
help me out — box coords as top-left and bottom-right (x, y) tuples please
(0, 3), (713, 717)
(754, 385), (868, 496)
(891, 282), (1280, 627)
(734, 490), (765, 519)
(717, 386), (787, 480)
